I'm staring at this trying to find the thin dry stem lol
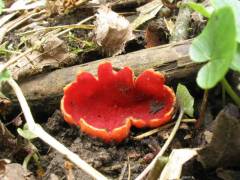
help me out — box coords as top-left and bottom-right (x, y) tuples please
(135, 110), (184, 180)
(127, 156), (131, 180)
(19, 24), (95, 36)
(196, 90), (208, 128)
(133, 118), (196, 140)
(134, 123), (174, 140)
(56, 16), (95, 37)
(118, 162), (128, 180)
(7, 78), (108, 180)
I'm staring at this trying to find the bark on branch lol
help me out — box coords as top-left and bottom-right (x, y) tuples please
(4, 39), (199, 113)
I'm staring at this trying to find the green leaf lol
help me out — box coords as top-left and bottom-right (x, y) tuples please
(17, 124), (38, 140)
(0, 69), (11, 82)
(211, 0), (240, 42)
(231, 44), (240, 72)
(190, 6), (237, 89)
(176, 84), (194, 117)
(211, 0), (235, 8)
(186, 2), (211, 18)
(0, 0), (4, 14)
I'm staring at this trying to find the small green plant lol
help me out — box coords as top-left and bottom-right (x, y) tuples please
(176, 83), (194, 117)
(0, 0), (4, 14)
(0, 69), (11, 82)
(17, 123), (38, 140)
(17, 123), (41, 171)
(187, 0), (240, 107)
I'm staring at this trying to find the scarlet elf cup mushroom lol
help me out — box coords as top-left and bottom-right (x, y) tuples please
(61, 62), (176, 142)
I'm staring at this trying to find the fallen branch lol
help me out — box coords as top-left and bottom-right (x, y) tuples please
(7, 78), (108, 180)
(135, 109), (184, 180)
(4, 39), (201, 113)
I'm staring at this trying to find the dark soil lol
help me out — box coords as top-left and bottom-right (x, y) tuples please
(35, 110), (194, 180)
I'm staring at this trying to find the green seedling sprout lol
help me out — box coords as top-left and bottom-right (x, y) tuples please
(17, 123), (42, 171)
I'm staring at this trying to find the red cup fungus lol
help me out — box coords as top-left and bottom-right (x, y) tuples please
(61, 62), (176, 142)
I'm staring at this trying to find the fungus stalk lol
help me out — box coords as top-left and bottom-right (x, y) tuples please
(7, 78), (107, 180)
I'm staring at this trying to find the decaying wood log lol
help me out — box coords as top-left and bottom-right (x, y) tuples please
(4, 39), (200, 113)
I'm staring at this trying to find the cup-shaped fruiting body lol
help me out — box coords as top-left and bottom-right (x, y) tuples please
(61, 62), (176, 142)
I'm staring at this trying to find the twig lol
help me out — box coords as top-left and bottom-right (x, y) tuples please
(18, 24), (95, 36)
(118, 162), (128, 180)
(134, 123), (174, 140)
(5, 112), (23, 126)
(195, 90), (208, 128)
(135, 110), (184, 180)
(8, 10), (46, 32)
(127, 156), (131, 180)
(7, 78), (108, 180)
(56, 16), (95, 37)
(133, 119), (196, 140)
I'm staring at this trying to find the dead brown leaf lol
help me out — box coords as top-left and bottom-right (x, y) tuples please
(9, 34), (76, 80)
(145, 20), (168, 48)
(0, 163), (35, 180)
(197, 104), (240, 169)
(94, 6), (133, 56)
